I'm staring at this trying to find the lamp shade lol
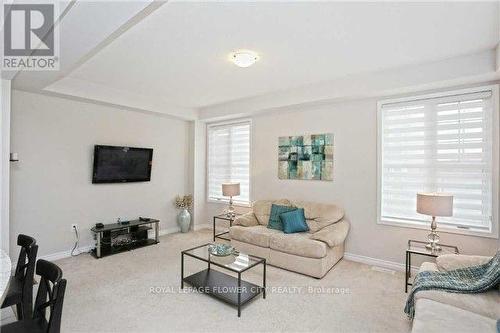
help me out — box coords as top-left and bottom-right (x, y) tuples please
(222, 183), (240, 197)
(416, 193), (453, 217)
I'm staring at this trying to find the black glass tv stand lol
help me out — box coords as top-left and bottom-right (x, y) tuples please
(90, 218), (160, 258)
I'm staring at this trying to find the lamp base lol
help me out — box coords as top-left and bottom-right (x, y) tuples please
(225, 212), (236, 218)
(426, 216), (441, 252)
(224, 196), (236, 218)
(425, 243), (442, 252)
(224, 209), (235, 218)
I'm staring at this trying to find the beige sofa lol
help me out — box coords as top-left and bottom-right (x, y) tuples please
(229, 199), (349, 278)
(412, 254), (499, 333)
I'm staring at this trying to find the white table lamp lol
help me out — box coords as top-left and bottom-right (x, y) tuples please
(222, 183), (240, 217)
(417, 193), (453, 251)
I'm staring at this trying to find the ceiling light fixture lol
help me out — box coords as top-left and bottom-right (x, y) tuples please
(230, 50), (259, 68)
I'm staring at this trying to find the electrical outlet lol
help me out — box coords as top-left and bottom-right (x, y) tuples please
(71, 223), (78, 231)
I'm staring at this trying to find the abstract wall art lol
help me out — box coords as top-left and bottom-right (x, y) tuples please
(278, 133), (334, 181)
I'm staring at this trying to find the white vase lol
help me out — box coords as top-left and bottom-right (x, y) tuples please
(177, 208), (191, 233)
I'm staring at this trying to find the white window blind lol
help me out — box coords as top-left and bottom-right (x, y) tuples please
(207, 121), (250, 205)
(379, 88), (494, 231)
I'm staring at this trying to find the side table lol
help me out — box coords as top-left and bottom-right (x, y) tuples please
(213, 214), (240, 241)
(405, 239), (459, 292)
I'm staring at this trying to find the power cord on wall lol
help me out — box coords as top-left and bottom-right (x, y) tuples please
(71, 225), (81, 256)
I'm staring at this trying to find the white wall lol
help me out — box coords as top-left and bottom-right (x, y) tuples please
(191, 120), (208, 230)
(1, 80), (11, 253)
(203, 85), (500, 265)
(10, 90), (190, 257)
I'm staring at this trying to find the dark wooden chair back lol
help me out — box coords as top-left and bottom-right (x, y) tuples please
(14, 234), (38, 318)
(33, 259), (66, 333)
(14, 234), (37, 278)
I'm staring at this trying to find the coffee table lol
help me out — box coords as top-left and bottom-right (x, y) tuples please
(181, 243), (266, 317)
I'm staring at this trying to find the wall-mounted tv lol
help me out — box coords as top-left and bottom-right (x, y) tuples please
(92, 145), (153, 184)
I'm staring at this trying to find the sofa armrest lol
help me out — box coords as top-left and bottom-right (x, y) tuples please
(418, 262), (439, 273)
(436, 254), (492, 271)
(310, 219), (350, 247)
(233, 212), (259, 227)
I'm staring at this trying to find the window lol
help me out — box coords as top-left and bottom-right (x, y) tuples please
(378, 86), (498, 235)
(207, 120), (251, 205)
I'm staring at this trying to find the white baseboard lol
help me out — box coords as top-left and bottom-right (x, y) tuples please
(38, 244), (95, 262)
(37, 228), (180, 264)
(161, 227), (180, 235)
(344, 252), (419, 273)
(193, 223), (211, 231)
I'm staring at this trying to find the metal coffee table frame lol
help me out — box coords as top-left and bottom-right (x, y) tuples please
(181, 243), (266, 317)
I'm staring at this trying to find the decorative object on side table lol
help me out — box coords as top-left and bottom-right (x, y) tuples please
(175, 195), (193, 233)
(222, 183), (240, 218)
(278, 133), (334, 181)
(416, 192), (453, 251)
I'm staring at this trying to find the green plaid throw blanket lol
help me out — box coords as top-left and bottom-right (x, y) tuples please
(404, 251), (500, 319)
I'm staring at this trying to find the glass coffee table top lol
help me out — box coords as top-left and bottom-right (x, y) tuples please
(182, 243), (264, 273)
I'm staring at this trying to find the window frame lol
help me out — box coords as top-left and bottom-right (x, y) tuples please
(206, 119), (252, 207)
(377, 85), (499, 239)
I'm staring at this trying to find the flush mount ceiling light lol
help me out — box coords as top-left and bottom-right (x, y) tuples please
(230, 50), (259, 68)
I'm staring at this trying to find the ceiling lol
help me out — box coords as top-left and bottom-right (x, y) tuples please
(13, 1), (500, 117)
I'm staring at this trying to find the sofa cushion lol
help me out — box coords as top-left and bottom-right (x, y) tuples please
(229, 225), (282, 248)
(253, 199), (292, 225)
(268, 204), (297, 230)
(415, 288), (500, 320)
(412, 298), (497, 333)
(280, 208), (309, 234)
(233, 212), (260, 227)
(269, 232), (327, 258)
(310, 219), (349, 247)
(436, 254), (492, 271)
(418, 262), (439, 273)
(292, 200), (345, 232)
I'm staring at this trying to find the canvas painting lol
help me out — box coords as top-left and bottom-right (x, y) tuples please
(278, 133), (334, 181)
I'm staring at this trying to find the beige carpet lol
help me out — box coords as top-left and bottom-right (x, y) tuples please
(3, 229), (412, 332)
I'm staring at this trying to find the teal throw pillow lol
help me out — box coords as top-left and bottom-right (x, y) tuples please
(280, 208), (309, 234)
(268, 204), (296, 230)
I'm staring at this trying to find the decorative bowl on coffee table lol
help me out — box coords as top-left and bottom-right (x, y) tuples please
(208, 243), (235, 256)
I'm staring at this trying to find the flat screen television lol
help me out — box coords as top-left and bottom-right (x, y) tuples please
(92, 145), (153, 183)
